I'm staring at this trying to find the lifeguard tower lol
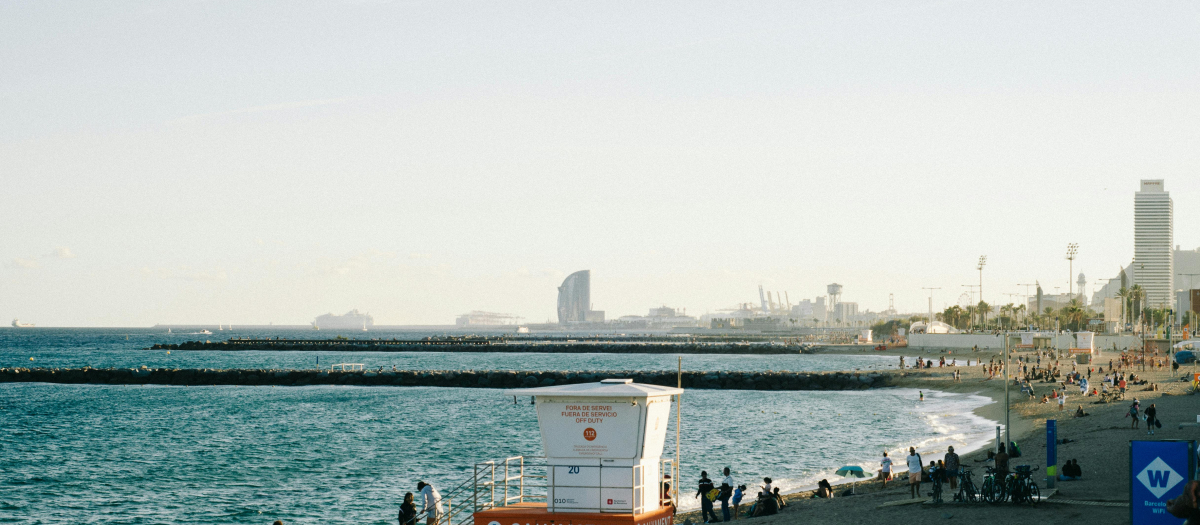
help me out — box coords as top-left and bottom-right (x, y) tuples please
(458, 379), (681, 525)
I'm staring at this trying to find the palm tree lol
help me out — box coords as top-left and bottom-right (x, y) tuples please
(1128, 285), (1146, 330)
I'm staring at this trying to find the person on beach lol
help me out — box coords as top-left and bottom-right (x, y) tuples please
(1146, 403), (1158, 435)
(731, 485), (745, 520)
(994, 444), (1010, 484)
(1075, 405), (1089, 417)
(761, 477), (773, 497)
(400, 493), (418, 525)
(1129, 400), (1141, 429)
(944, 446), (960, 492)
(1058, 391), (1066, 411)
(719, 467), (734, 522)
(880, 452), (892, 488)
(696, 471), (719, 523)
(772, 487), (786, 509)
(919, 391), (924, 402)
(417, 482), (443, 525)
(906, 448), (922, 498)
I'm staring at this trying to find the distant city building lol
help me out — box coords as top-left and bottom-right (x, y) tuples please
(313, 309), (374, 329)
(833, 302), (858, 322)
(455, 311), (520, 327)
(1133, 179), (1174, 309)
(557, 270), (604, 324)
(1093, 247), (1200, 314)
(614, 306), (696, 329)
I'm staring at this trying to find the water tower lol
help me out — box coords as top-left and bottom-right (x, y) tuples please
(827, 283), (843, 307)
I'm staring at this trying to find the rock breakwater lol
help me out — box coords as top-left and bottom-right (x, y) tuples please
(150, 339), (810, 354)
(0, 367), (892, 390)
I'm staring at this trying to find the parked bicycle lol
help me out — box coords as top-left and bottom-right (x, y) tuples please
(929, 466), (945, 504)
(1007, 465), (1040, 505)
(955, 467), (978, 503)
(981, 466), (1007, 504)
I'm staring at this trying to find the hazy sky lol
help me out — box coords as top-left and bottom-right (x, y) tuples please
(3, 1), (1199, 326)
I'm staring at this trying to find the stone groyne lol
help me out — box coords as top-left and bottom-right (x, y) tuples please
(0, 367), (892, 390)
(150, 339), (811, 354)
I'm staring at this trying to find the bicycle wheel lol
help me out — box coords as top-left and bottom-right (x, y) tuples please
(981, 479), (996, 504)
(1028, 483), (1040, 505)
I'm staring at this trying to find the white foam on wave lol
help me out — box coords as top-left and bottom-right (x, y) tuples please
(731, 388), (996, 504)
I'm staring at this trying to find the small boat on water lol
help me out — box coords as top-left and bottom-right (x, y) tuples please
(198, 329), (213, 335)
(11, 319), (34, 328)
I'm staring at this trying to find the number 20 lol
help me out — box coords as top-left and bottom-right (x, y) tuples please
(568, 466), (580, 474)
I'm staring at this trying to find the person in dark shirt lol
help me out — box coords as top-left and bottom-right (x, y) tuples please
(399, 493), (418, 525)
(1146, 404), (1158, 435)
(697, 471), (719, 523)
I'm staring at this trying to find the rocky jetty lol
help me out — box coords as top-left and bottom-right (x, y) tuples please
(0, 367), (892, 390)
(150, 338), (811, 354)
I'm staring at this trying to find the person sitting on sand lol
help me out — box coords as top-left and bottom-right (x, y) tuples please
(772, 488), (786, 508)
(1041, 394), (1049, 403)
(815, 479), (833, 499)
(1075, 405), (1088, 417)
(1058, 459), (1081, 481)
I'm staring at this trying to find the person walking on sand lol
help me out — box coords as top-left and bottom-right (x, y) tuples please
(1146, 403), (1158, 435)
(719, 467), (734, 522)
(906, 447), (922, 499)
(696, 471), (718, 523)
(944, 446), (960, 493)
(1129, 400), (1141, 429)
(417, 482), (443, 525)
(880, 451), (893, 488)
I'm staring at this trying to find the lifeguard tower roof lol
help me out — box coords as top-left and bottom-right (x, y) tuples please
(507, 378), (683, 397)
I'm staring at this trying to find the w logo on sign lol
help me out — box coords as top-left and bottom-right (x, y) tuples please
(1136, 457), (1183, 499)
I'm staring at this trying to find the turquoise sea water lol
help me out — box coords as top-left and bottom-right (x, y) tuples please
(0, 329), (997, 524)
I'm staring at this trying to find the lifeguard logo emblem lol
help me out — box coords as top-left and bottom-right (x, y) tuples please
(583, 427), (597, 441)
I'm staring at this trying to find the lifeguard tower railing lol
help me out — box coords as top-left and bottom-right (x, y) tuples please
(432, 456), (678, 525)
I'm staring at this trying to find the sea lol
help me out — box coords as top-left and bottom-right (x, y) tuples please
(0, 328), (999, 524)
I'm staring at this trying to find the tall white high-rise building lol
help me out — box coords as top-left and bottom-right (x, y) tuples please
(1133, 179), (1174, 309)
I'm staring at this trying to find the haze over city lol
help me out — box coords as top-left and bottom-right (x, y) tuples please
(3, 1), (1199, 326)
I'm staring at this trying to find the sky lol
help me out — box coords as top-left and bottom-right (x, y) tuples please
(2, 0), (1199, 326)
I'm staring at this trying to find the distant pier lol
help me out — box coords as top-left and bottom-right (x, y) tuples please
(0, 367), (893, 390)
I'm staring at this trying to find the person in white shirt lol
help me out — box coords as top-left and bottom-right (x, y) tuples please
(906, 448), (923, 499)
(761, 477), (773, 498)
(880, 452), (893, 488)
(417, 481), (443, 525)
(720, 467), (735, 522)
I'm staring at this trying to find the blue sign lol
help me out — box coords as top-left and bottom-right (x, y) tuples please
(1046, 420), (1057, 480)
(1131, 440), (1196, 524)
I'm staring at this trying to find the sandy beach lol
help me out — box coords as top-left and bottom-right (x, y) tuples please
(676, 348), (1200, 524)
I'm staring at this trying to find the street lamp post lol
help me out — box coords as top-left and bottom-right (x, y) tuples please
(978, 256), (987, 326)
(1066, 243), (1079, 302)
(922, 287), (941, 332)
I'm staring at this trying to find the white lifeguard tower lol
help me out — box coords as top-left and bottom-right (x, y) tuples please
(468, 379), (681, 525)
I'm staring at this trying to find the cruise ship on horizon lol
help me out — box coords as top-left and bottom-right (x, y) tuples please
(312, 309), (375, 330)
(12, 319), (34, 328)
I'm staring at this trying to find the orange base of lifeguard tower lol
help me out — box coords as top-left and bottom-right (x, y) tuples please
(473, 502), (674, 525)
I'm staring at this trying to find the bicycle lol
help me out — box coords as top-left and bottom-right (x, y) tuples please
(981, 467), (1007, 504)
(1008, 465), (1040, 505)
(955, 467), (978, 503)
(929, 468), (944, 504)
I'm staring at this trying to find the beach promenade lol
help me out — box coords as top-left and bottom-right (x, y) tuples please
(676, 348), (1198, 525)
